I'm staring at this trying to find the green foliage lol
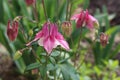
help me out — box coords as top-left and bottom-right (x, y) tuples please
(0, 0), (120, 80)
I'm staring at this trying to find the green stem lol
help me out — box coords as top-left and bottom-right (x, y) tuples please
(69, 2), (72, 21)
(56, 0), (59, 21)
(66, 0), (69, 20)
(74, 28), (83, 66)
(76, 28), (83, 52)
(54, 70), (57, 80)
(76, 55), (85, 70)
(32, 1), (38, 22)
(31, 47), (42, 64)
(41, 0), (48, 21)
(19, 24), (28, 42)
(44, 54), (48, 80)
(23, 16), (38, 24)
(70, 36), (74, 48)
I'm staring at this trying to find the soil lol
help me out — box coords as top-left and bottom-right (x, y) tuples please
(89, 0), (120, 26)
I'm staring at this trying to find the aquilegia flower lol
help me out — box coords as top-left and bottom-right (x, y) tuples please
(71, 10), (99, 30)
(25, 0), (36, 6)
(26, 22), (70, 54)
(100, 33), (109, 47)
(7, 20), (19, 41)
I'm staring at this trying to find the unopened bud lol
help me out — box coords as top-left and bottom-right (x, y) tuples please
(32, 69), (38, 75)
(100, 33), (109, 47)
(13, 16), (23, 22)
(29, 29), (33, 37)
(94, 21), (99, 29)
(13, 50), (22, 60)
(61, 21), (72, 37)
(25, 0), (36, 6)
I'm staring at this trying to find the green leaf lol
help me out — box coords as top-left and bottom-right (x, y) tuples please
(0, 0), (4, 22)
(60, 63), (79, 80)
(3, 0), (13, 19)
(17, 0), (29, 17)
(25, 62), (41, 71)
(83, 0), (90, 9)
(58, 57), (70, 64)
(51, 51), (60, 57)
(49, 56), (56, 64)
(47, 64), (57, 71)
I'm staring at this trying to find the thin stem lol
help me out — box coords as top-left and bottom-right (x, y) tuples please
(66, 0), (69, 20)
(70, 36), (74, 48)
(76, 28), (83, 51)
(56, 0), (59, 21)
(69, 2), (72, 21)
(45, 54), (48, 80)
(19, 24), (28, 42)
(74, 28), (83, 66)
(31, 47), (42, 64)
(20, 47), (29, 52)
(23, 16), (38, 24)
(41, 0), (48, 21)
(54, 70), (57, 80)
(32, 1), (38, 22)
(76, 55), (85, 70)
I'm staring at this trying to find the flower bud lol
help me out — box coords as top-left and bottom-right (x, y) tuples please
(29, 29), (33, 37)
(32, 69), (38, 75)
(7, 20), (19, 41)
(13, 50), (22, 60)
(61, 21), (72, 37)
(25, 0), (36, 6)
(94, 21), (99, 29)
(100, 33), (109, 47)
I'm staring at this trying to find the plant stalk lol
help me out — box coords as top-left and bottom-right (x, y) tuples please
(41, 0), (48, 21)
(66, 0), (70, 20)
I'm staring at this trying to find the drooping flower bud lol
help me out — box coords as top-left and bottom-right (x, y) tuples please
(61, 21), (72, 37)
(100, 33), (109, 47)
(25, 0), (36, 6)
(7, 20), (19, 41)
(7, 16), (22, 41)
(13, 50), (22, 60)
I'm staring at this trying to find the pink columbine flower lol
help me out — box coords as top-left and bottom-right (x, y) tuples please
(7, 20), (19, 41)
(71, 10), (99, 30)
(26, 22), (70, 54)
(25, 0), (36, 6)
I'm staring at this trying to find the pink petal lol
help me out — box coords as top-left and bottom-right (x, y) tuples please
(71, 14), (80, 20)
(26, 23), (49, 46)
(85, 10), (98, 30)
(50, 23), (58, 36)
(43, 36), (55, 54)
(55, 33), (70, 50)
(76, 11), (86, 28)
(34, 31), (43, 41)
(26, 31), (43, 46)
(38, 37), (44, 46)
